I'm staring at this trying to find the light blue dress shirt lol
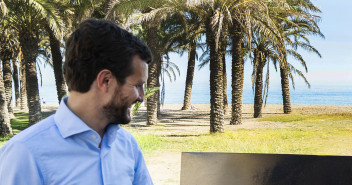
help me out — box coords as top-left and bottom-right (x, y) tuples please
(0, 97), (153, 185)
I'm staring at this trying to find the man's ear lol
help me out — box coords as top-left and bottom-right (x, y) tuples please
(96, 69), (114, 92)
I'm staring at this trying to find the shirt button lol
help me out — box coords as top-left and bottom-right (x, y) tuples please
(92, 135), (97, 140)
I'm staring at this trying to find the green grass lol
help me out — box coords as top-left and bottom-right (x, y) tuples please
(260, 113), (352, 122)
(2, 113), (352, 156)
(131, 113), (352, 155)
(0, 112), (29, 146)
(132, 127), (352, 155)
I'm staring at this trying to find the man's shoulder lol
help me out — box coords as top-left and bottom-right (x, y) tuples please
(7, 115), (58, 146)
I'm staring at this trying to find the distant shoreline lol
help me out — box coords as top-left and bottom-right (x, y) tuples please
(35, 104), (352, 115)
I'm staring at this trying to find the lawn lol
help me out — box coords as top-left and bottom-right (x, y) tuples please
(0, 112), (29, 146)
(1, 112), (352, 156)
(129, 113), (352, 156)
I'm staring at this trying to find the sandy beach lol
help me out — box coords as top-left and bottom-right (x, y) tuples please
(130, 104), (352, 134)
(38, 104), (352, 185)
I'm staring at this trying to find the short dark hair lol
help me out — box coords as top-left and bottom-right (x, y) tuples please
(63, 19), (151, 92)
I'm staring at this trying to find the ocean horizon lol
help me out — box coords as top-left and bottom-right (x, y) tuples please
(34, 84), (352, 105)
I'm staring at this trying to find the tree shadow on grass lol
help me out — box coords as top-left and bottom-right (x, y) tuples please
(162, 134), (201, 138)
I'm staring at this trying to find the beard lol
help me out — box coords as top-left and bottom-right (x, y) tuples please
(102, 99), (132, 125)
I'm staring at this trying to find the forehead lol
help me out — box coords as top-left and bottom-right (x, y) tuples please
(130, 55), (148, 79)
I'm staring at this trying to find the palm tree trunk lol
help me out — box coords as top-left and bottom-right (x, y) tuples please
(206, 19), (224, 133)
(146, 25), (160, 125)
(157, 60), (161, 116)
(13, 60), (21, 108)
(0, 73), (12, 136)
(182, 40), (196, 110)
(19, 56), (27, 111)
(2, 58), (15, 119)
(47, 26), (66, 103)
(230, 24), (244, 125)
(280, 64), (291, 114)
(19, 33), (42, 126)
(221, 37), (228, 115)
(254, 56), (265, 118)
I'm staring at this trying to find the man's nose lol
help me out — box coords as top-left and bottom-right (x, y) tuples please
(137, 87), (144, 102)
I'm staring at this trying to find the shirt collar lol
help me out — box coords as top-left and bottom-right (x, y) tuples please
(54, 97), (120, 145)
(54, 97), (92, 138)
(105, 124), (120, 147)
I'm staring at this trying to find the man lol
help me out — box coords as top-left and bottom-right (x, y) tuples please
(0, 19), (154, 185)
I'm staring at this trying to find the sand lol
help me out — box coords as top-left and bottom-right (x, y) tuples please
(39, 104), (352, 185)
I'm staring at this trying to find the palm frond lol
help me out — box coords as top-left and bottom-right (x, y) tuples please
(131, 86), (159, 117)
(288, 63), (311, 88)
(0, 0), (7, 16)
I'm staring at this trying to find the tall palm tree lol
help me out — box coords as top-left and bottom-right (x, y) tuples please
(180, 12), (203, 110)
(221, 34), (228, 114)
(228, 0), (304, 124)
(252, 39), (266, 118)
(0, 21), (17, 119)
(275, 0), (323, 114)
(181, 39), (197, 110)
(1, 58), (14, 119)
(12, 57), (20, 107)
(229, 22), (245, 125)
(250, 34), (278, 118)
(0, 73), (12, 136)
(2, 0), (62, 125)
(204, 6), (228, 133)
(45, 24), (67, 103)
(19, 53), (27, 111)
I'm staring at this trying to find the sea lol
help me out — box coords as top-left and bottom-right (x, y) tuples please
(35, 83), (352, 105)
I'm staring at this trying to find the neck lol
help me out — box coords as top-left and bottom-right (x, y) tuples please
(66, 91), (108, 138)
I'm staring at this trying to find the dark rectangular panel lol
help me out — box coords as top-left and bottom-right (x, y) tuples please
(180, 152), (352, 185)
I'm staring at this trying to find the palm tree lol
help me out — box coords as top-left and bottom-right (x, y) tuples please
(180, 12), (203, 110)
(1, 58), (14, 119)
(250, 34), (278, 118)
(0, 73), (12, 136)
(221, 34), (229, 114)
(204, 6), (229, 132)
(45, 24), (67, 103)
(0, 21), (17, 119)
(228, 0), (288, 125)
(19, 53), (27, 111)
(145, 23), (162, 125)
(181, 39), (197, 110)
(2, 0), (62, 125)
(12, 59), (20, 107)
(229, 21), (245, 125)
(273, 0), (323, 114)
(280, 23), (323, 114)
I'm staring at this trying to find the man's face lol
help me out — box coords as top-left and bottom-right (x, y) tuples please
(103, 56), (148, 124)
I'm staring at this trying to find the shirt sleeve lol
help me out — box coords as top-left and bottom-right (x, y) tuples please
(0, 141), (43, 185)
(131, 137), (154, 185)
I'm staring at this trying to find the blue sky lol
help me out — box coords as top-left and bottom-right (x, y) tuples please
(40, 0), (352, 95)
